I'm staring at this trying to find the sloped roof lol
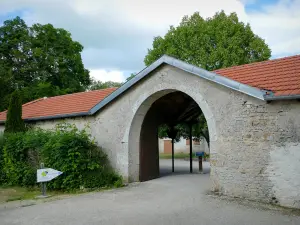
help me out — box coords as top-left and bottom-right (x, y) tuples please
(0, 87), (117, 122)
(214, 55), (300, 97)
(0, 54), (299, 123)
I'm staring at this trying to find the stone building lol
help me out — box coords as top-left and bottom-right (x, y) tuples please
(0, 55), (299, 208)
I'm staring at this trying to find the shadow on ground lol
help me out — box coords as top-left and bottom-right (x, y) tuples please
(159, 158), (210, 177)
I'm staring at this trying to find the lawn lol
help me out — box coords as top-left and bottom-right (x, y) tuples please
(159, 152), (209, 160)
(0, 186), (64, 203)
(0, 185), (124, 204)
(159, 152), (197, 159)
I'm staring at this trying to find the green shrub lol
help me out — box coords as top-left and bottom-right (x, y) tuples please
(3, 131), (45, 186)
(204, 152), (210, 159)
(4, 90), (26, 133)
(83, 169), (123, 189)
(0, 132), (6, 184)
(2, 123), (122, 191)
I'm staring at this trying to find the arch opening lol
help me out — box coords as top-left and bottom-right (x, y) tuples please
(128, 89), (214, 182)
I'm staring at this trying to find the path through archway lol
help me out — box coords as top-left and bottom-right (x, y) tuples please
(128, 89), (214, 182)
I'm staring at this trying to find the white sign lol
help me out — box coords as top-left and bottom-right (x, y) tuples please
(37, 168), (63, 183)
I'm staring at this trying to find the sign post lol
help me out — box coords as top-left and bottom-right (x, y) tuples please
(195, 152), (204, 174)
(172, 138), (174, 172)
(40, 163), (46, 197)
(189, 125), (193, 173)
(37, 163), (63, 198)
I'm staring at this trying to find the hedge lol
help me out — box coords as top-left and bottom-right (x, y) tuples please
(0, 132), (6, 184)
(0, 123), (122, 191)
(4, 90), (26, 133)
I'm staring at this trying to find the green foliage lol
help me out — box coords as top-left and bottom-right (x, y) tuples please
(160, 152), (196, 159)
(4, 90), (26, 133)
(2, 130), (49, 186)
(88, 72), (138, 91)
(83, 170), (123, 189)
(0, 132), (6, 184)
(22, 82), (68, 104)
(125, 73), (136, 82)
(1, 123), (122, 190)
(158, 114), (209, 146)
(144, 11), (271, 70)
(88, 79), (122, 90)
(0, 17), (91, 111)
(192, 115), (209, 147)
(159, 152), (210, 160)
(176, 115), (209, 146)
(158, 124), (169, 139)
(158, 124), (181, 142)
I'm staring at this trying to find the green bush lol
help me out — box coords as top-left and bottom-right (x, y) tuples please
(4, 90), (26, 133)
(2, 130), (46, 186)
(204, 152), (210, 160)
(83, 169), (123, 189)
(0, 132), (6, 184)
(2, 123), (122, 191)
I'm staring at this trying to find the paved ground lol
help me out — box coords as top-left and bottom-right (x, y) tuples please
(1, 159), (300, 225)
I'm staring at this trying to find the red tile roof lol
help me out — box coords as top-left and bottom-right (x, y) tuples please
(214, 55), (300, 97)
(0, 87), (117, 122)
(0, 55), (299, 122)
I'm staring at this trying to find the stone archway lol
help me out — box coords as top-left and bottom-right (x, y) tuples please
(128, 87), (217, 182)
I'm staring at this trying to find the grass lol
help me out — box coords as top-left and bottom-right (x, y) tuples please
(0, 186), (65, 203)
(159, 153), (197, 159)
(0, 184), (125, 204)
(159, 152), (210, 159)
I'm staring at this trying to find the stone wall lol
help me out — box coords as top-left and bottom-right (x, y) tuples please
(98, 64), (299, 208)
(0, 64), (299, 208)
(206, 98), (298, 207)
(209, 95), (300, 208)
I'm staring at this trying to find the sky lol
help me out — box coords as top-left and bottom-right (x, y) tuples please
(0, 0), (299, 82)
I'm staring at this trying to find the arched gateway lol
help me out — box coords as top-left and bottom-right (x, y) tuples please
(0, 55), (300, 208)
(128, 89), (215, 182)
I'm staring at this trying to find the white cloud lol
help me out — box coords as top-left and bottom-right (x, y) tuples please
(0, 0), (299, 81)
(246, 0), (300, 57)
(117, 0), (247, 33)
(0, 0), (247, 82)
(90, 70), (125, 83)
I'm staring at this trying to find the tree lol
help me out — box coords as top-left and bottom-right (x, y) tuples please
(0, 17), (91, 111)
(30, 23), (90, 91)
(146, 11), (271, 146)
(88, 72), (137, 91)
(179, 115), (209, 147)
(158, 114), (209, 146)
(4, 90), (26, 133)
(144, 11), (271, 70)
(0, 66), (12, 111)
(88, 79), (122, 90)
(0, 17), (30, 110)
(125, 73), (136, 82)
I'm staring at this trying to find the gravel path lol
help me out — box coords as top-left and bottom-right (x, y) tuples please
(0, 159), (299, 225)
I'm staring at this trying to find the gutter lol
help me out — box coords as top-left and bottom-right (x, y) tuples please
(264, 94), (300, 101)
(0, 111), (89, 125)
